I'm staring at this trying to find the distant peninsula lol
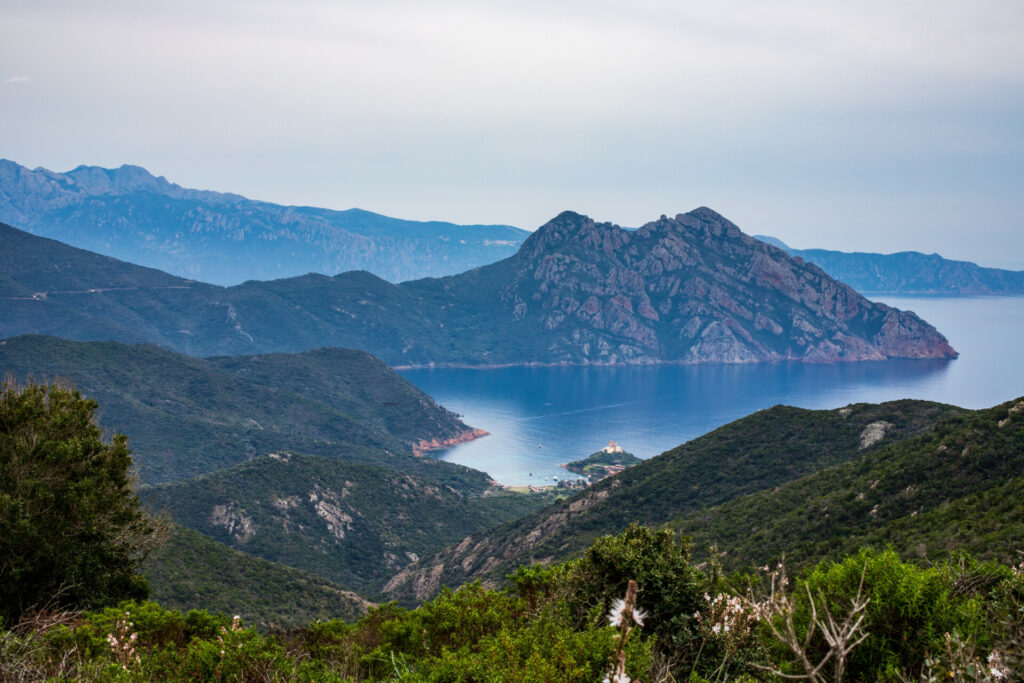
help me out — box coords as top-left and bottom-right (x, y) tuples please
(0, 208), (957, 365)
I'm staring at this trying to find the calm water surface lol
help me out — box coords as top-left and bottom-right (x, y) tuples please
(399, 296), (1024, 486)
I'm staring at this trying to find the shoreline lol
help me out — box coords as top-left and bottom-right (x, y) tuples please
(412, 427), (489, 456)
(391, 354), (958, 371)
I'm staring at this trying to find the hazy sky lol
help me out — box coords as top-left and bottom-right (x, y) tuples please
(3, 1), (1022, 267)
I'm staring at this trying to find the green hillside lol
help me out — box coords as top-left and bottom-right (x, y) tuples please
(204, 346), (467, 447)
(383, 399), (965, 601)
(676, 396), (1024, 570)
(142, 454), (559, 597)
(143, 525), (372, 629)
(0, 335), (485, 486)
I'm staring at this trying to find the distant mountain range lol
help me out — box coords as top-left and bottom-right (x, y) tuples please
(0, 211), (957, 365)
(0, 159), (528, 285)
(755, 235), (1024, 295)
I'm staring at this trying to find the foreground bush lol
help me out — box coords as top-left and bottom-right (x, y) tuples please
(2, 529), (1021, 681)
(0, 379), (157, 626)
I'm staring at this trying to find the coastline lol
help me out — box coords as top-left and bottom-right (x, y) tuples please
(412, 427), (489, 456)
(391, 348), (958, 371)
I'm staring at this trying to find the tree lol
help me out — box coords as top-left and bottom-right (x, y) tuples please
(0, 378), (157, 625)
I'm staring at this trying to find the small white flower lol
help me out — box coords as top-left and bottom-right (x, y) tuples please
(632, 607), (647, 627)
(607, 598), (626, 627)
(988, 650), (1008, 679)
(712, 623), (721, 635)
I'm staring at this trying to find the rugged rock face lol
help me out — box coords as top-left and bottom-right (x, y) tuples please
(383, 482), (616, 602)
(474, 208), (957, 364)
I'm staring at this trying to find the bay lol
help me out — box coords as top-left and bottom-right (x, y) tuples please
(399, 296), (1024, 486)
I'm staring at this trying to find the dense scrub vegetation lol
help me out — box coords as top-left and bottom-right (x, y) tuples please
(143, 525), (371, 629)
(677, 397), (1024, 571)
(3, 526), (1022, 681)
(0, 336), (484, 485)
(141, 454), (563, 598)
(4, 380), (1022, 679)
(385, 400), (968, 600)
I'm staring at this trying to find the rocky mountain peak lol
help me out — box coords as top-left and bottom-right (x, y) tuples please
(519, 211), (630, 259)
(64, 163), (175, 196)
(493, 207), (957, 364)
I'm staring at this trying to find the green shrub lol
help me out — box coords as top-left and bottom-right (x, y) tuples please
(796, 548), (988, 680)
(0, 380), (157, 625)
(568, 524), (706, 650)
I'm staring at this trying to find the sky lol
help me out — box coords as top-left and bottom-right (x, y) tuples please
(2, 0), (1023, 267)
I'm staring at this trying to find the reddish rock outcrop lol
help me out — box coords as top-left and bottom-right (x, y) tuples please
(412, 428), (489, 456)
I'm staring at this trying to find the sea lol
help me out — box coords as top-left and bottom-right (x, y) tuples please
(399, 296), (1024, 486)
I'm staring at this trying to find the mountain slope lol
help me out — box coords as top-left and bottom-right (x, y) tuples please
(0, 211), (957, 365)
(675, 396), (1024, 570)
(402, 209), (957, 364)
(142, 454), (559, 597)
(382, 399), (965, 602)
(144, 524), (372, 629)
(754, 235), (1024, 295)
(0, 159), (527, 285)
(0, 335), (485, 485)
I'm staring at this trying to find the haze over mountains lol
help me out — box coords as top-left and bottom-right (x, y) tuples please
(0, 210), (957, 365)
(755, 235), (1024, 295)
(0, 159), (527, 285)
(4, 159), (1024, 632)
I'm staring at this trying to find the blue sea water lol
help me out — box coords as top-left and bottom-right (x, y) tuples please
(399, 296), (1024, 486)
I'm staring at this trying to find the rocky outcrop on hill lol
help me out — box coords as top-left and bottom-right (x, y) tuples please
(0, 207), (957, 364)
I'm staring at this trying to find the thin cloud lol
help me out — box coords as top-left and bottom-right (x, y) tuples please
(3, 76), (31, 84)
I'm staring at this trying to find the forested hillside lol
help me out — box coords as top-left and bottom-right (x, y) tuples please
(0, 335), (482, 484)
(142, 454), (559, 597)
(384, 399), (967, 601)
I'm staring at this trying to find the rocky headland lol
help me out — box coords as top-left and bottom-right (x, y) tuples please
(0, 208), (958, 365)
